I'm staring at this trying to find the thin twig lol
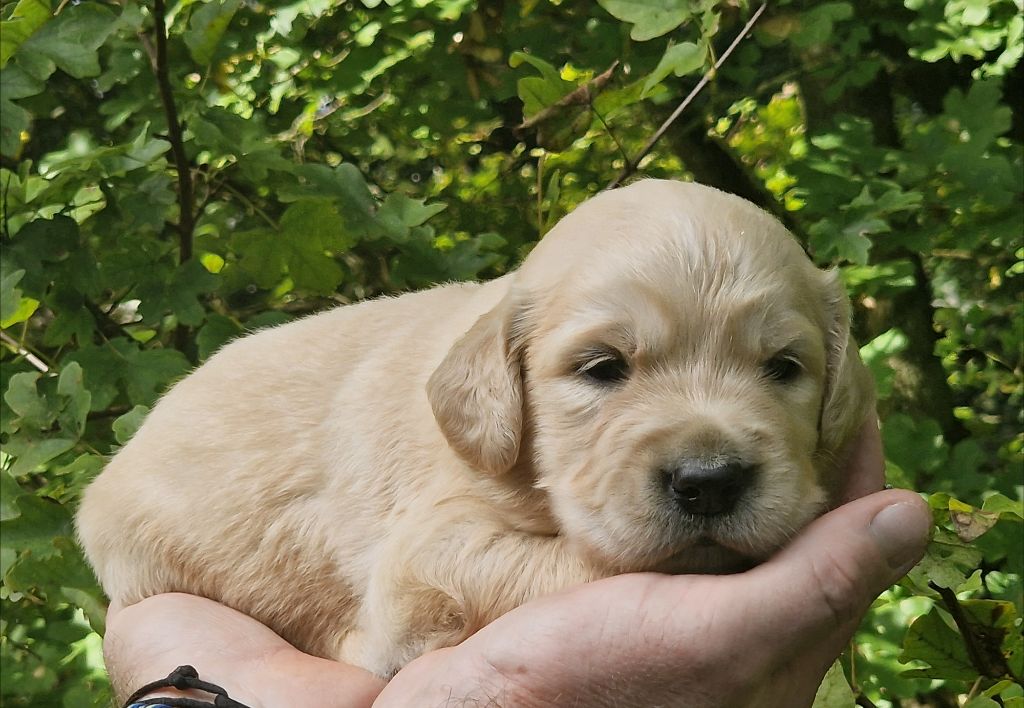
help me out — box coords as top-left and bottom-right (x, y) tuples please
(151, 0), (195, 264)
(591, 101), (630, 165)
(2, 171), (11, 239)
(536, 154), (544, 234)
(517, 61), (619, 131)
(0, 330), (50, 373)
(87, 405), (132, 421)
(221, 181), (280, 230)
(931, 582), (1016, 681)
(965, 676), (983, 702)
(606, 3), (767, 190)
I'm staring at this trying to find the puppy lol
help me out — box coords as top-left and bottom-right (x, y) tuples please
(76, 179), (873, 677)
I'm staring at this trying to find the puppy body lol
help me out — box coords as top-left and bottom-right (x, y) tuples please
(77, 180), (873, 676)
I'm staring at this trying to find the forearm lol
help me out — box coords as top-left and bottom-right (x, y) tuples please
(104, 594), (385, 708)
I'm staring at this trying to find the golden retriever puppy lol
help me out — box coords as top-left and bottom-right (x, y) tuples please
(76, 179), (873, 677)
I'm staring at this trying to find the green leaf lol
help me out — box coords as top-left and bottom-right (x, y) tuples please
(18, 3), (118, 80)
(981, 679), (1024, 701)
(122, 347), (190, 406)
(882, 413), (946, 477)
(597, 0), (693, 41)
(0, 87), (31, 156)
(0, 494), (72, 557)
(643, 41), (706, 96)
(960, 0), (990, 26)
(4, 435), (76, 476)
(376, 193), (447, 242)
(4, 215), (80, 294)
(790, 2), (853, 48)
(273, 192), (357, 293)
(860, 328), (908, 365)
(56, 362), (91, 440)
(196, 314), (243, 361)
(42, 301), (96, 348)
(280, 164), (377, 236)
(183, 0), (242, 66)
(0, 470), (25, 521)
(812, 660), (855, 707)
(0, 296), (39, 328)
(281, 199), (353, 251)
(111, 405), (148, 445)
(841, 261), (916, 295)
(943, 79), (1013, 153)
(233, 229), (287, 289)
(0, 0), (52, 69)
(964, 698), (1000, 708)
(390, 227), (505, 288)
(4, 371), (51, 428)
(136, 259), (219, 327)
(982, 494), (1024, 519)
(286, 242), (343, 294)
(4, 543), (96, 593)
(0, 268), (27, 322)
(860, 327), (908, 400)
(906, 527), (984, 593)
(510, 51), (574, 117)
(900, 606), (977, 680)
(62, 344), (123, 411)
(809, 218), (872, 264)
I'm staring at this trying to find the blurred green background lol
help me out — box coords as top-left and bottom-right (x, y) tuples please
(0, 0), (1021, 705)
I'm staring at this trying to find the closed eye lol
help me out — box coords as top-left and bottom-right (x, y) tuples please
(762, 350), (803, 383)
(577, 351), (629, 385)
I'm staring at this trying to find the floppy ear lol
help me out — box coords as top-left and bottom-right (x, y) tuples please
(818, 270), (876, 464)
(427, 295), (524, 475)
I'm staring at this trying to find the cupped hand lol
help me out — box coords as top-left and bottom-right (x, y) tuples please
(375, 420), (930, 707)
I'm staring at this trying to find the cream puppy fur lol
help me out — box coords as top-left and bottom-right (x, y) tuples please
(76, 179), (873, 678)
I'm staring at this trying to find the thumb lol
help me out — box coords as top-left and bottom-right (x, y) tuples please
(742, 489), (931, 650)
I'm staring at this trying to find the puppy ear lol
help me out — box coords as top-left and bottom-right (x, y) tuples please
(427, 295), (524, 474)
(818, 270), (876, 462)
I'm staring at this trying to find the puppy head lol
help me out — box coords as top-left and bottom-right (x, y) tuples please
(429, 180), (873, 573)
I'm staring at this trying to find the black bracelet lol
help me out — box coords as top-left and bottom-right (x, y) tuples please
(123, 665), (252, 708)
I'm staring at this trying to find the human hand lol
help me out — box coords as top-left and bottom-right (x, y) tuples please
(103, 592), (385, 707)
(375, 420), (931, 707)
(104, 420), (928, 708)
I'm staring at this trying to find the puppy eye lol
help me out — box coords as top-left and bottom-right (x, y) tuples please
(577, 352), (629, 384)
(762, 351), (802, 383)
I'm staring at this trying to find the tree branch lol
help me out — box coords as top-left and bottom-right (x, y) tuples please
(606, 3), (766, 190)
(151, 0), (195, 265)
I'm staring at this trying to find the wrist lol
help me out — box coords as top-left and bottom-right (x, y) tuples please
(120, 664), (258, 708)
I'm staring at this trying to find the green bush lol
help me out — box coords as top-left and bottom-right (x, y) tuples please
(1, 0), (1020, 705)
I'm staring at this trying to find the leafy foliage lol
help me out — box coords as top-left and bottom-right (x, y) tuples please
(0, 0), (1021, 705)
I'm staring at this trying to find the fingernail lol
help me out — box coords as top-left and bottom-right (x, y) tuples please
(869, 502), (932, 574)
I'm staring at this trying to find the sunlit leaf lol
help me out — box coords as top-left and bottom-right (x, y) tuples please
(596, 0), (693, 40)
(0, 0), (52, 69)
(183, 0), (241, 66)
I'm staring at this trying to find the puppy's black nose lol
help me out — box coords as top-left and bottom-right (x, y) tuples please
(667, 460), (755, 516)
